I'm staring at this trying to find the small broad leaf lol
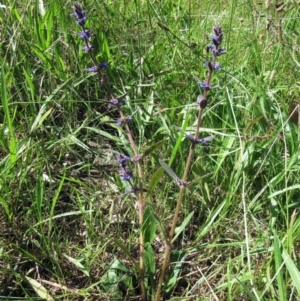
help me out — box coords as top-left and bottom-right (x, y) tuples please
(110, 258), (129, 272)
(25, 277), (54, 301)
(100, 259), (134, 300)
(148, 163), (164, 195)
(150, 210), (168, 241)
(159, 159), (189, 187)
(64, 254), (89, 276)
(174, 126), (213, 145)
(144, 243), (156, 282)
(142, 206), (157, 244)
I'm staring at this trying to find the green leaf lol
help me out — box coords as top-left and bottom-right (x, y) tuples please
(234, 275), (258, 301)
(148, 164), (164, 195)
(142, 139), (167, 159)
(150, 210), (168, 242)
(268, 185), (300, 198)
(282, 248), (300, 296)
(100, 259), (134, 300)
(172, 211), (194, 243)
(165, 251), (186, 293)
(25, 277), (54, 301)
(273, 231), (286, 301)
(196, 200), (226, 240)
(64, 254), (90, 277)
(144, 242), (156, 289)
(0, 196), (12, 222)
(1, 66), (17, 165)
(36, 173), (44, 221)
(142, 206), (157, 244)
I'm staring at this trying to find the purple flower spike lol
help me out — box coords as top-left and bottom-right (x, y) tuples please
(212, 25), (223, 46)
(204, 61), (214, 72)
(212, 36), (221, 47)
(72, 3), (86, 26)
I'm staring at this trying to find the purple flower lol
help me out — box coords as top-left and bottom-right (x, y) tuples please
(212, 25), (223, 46)
(85, 65), (99, 72)
(82, 45), (94, 52)
(212, 36), (221, 47)
(206, 44), (226, 57)
(107, 97), (126, 109)
(116, 118), (124, 126)
(186, 135), (213, 145)
(72, 3), (86, 26)
(214, 63), (221, 70)
(200, 81), (212, 90)
(206, 44), (215, 53)
(116, 115), (133, 126)
(77, 17), (86, 26)
(117, 154), (131, 167)
(99, 62), (109, 69)
(78, 30), (91, 39)
(204, 61), (221, 71)
(119, 168), (133, 181)
(85, 62), (109, 72)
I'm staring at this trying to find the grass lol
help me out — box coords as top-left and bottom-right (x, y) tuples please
(1, 0), (300, 300)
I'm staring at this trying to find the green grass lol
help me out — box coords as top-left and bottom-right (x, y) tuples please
(1, 0), (300, 300)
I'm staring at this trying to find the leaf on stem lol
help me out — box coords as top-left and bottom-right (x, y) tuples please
(159, 159), (189, 187)
(174, 126), (213, 145)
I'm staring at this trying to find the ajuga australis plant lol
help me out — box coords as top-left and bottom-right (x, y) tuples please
(72, 3), (226, 300)
(154, 25), (226, 301)
(72, 2), (147, 299)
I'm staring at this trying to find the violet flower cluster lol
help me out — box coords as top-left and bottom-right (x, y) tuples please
(117, 154), (133, 181)
(72, 3), (127, 111)
(116, 153), (140, 195)
(199, 25), (226, 93)
(72, 3), (138, 192)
